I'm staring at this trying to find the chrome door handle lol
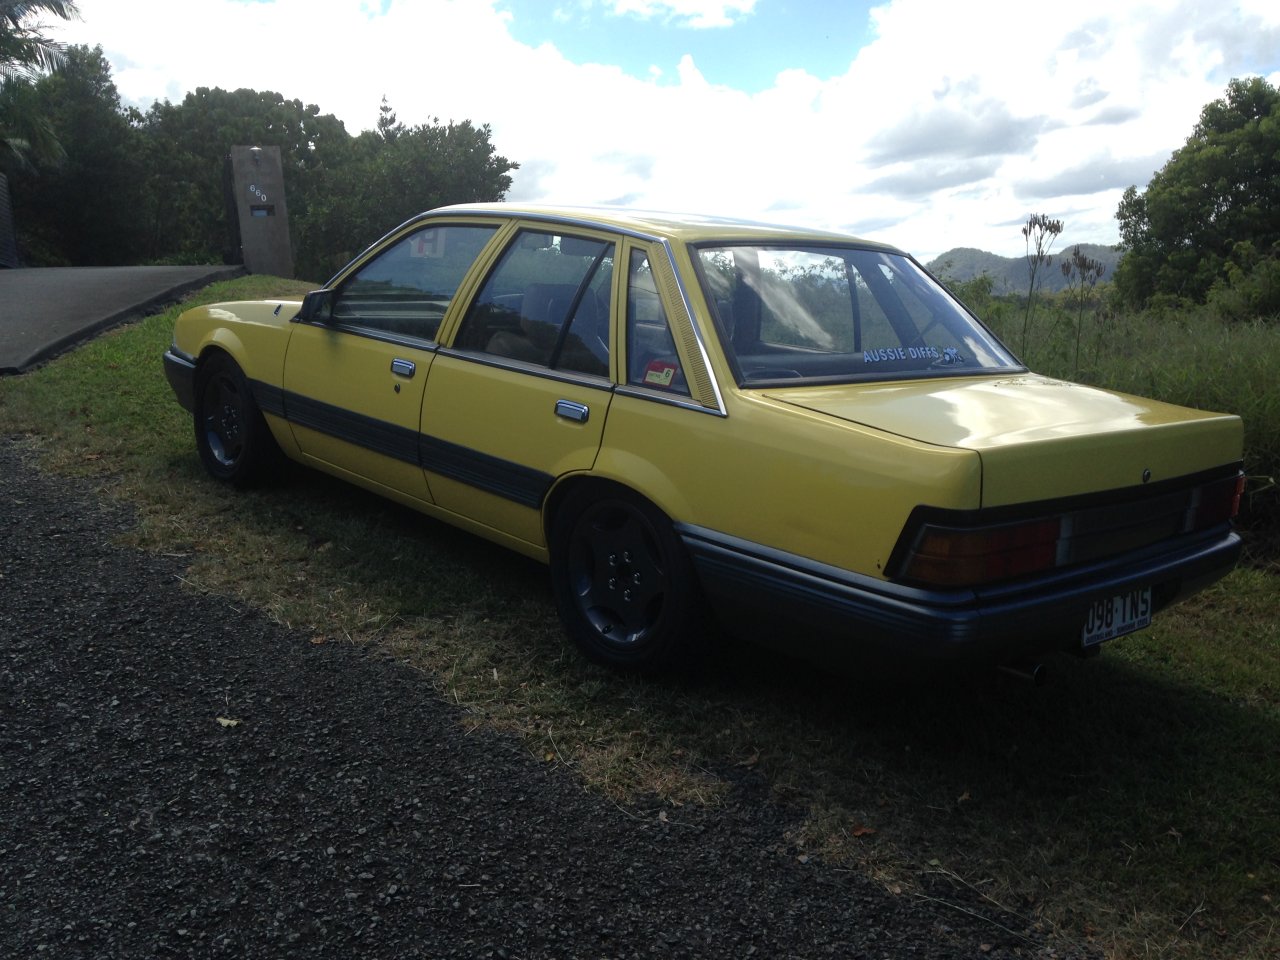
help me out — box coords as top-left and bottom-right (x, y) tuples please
(555, 400), (589, 423)
(390, 358), (416, 378)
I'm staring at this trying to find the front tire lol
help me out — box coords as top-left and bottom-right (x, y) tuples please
(193, 352), (279, 487)
(549, 484), (703, 672)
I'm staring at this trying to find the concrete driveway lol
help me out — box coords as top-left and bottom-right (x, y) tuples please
(0, 265), (243, 374)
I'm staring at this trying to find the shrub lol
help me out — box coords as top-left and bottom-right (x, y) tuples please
(1207, 242), (1280, 322)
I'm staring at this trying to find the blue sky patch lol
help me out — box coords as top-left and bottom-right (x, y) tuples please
(500, 0), (876, 90)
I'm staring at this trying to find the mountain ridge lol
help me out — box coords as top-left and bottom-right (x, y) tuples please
(926, 243), (1123, 294)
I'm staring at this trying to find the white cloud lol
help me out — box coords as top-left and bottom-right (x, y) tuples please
(49, 0), (1280, 260)
(608, 0), (756, 28)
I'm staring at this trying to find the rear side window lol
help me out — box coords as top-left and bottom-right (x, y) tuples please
(625, 249), (690, 396)
(455, 230), (614, 377)
(332, 224), (497, 340)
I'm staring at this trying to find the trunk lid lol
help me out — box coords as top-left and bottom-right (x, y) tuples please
(765, 374), (1242, 507)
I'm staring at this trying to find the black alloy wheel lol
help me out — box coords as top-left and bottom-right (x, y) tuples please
(193, 353), (278, 486)
(550, 485), (702, 671)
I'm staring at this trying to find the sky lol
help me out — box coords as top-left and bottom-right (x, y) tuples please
(48, 0), (1280, 262)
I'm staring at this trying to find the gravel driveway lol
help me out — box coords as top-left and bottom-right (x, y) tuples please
(0, 438), (1090, 959)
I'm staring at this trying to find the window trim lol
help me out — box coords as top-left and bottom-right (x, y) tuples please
(435, 345), (615, 390)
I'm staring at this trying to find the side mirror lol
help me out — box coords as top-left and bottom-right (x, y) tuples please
(295, 288), (334, 322)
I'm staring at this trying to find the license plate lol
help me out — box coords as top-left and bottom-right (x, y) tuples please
(1082, 587), (1152, 647)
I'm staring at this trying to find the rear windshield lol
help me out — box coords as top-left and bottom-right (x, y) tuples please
(693, 244), (1021, 386)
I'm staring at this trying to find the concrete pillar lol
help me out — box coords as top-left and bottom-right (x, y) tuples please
(227, 145), (294, 278)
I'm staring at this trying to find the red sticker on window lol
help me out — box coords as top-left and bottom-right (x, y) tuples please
(643, 360), (679, 388)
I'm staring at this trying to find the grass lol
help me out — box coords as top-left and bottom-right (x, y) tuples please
(1, 276), (1277, 959)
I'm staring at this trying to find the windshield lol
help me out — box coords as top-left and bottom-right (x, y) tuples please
(693, 244), (1021, 386)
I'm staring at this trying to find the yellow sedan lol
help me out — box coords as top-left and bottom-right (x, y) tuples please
(164, 204), (1243, 674)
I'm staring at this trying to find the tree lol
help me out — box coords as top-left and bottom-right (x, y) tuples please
(6, 45), (147, 264)
(140, 86), (357, 264)
(3, 44), (150, 265)
(292, 105), (516, 280)
(138, 91), (517, 278)
(4, 48), (519, 272)
(1113, 76), (1280, 309)
(376, 95), (403, 142)
(0, 0), (80, 167)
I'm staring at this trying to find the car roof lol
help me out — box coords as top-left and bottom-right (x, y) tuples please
(420, 202), (905, 253)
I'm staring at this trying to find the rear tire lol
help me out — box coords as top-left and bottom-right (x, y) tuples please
(193, 352), (279, 487)
(549, 484), (703, 672)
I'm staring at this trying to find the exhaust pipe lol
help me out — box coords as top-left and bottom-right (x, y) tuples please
(998, 661), (1047, 687)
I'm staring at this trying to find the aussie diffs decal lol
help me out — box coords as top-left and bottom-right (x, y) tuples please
(863, 346), (964, 364)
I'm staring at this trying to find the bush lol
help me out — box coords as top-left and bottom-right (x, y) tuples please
(1207, 243), (1280, 322)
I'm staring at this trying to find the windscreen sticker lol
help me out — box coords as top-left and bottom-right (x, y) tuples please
(643, 360), (680, 387)
(863, 345), (964, 364)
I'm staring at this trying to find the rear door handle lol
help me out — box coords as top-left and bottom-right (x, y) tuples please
(391, 358), (416, 378)
(555, 400), (589, 423)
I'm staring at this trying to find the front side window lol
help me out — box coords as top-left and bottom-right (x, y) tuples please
(455, 230), (614, 377)
(695, 244), (1020, 386)
(331, 224), (498, 340)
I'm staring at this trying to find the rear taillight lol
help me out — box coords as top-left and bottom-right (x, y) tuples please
(1195, 473), (1246, 528)
(896, 471), (1243, 589)
(900, 518), (1061, 587)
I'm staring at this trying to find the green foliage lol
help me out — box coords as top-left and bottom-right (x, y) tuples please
(137, 85), (357, 268)
(0, 71), (61, 170)
(1114, 76), (1280, 310)
(3, 45), (148, 264)
(4, 48), (518, 275)
(1207, 240), (1280, 321)
(294, 115), (516, 281)
(0, 1), (78, 81)
(0, 0), (80, 166)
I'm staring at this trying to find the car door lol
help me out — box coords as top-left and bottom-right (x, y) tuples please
(282, 221), (500, 506)
(421, 226), (617, 547)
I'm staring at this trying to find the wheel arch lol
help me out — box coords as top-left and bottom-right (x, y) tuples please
(173, 298), (293, 388)
(196, 328), (249, 373)
(543, 474), (623, 549)
(193, 339), (296, 458)
(542, 466), (691, 550)
(545, 447), (697, 539)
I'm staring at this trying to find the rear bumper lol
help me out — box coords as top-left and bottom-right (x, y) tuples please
(679, 523), (1242, 666)
(163, 348), (197, 413)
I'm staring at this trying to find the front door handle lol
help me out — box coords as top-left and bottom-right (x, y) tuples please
(391, 358), (416, 378)
(555, 399), (589, 423)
